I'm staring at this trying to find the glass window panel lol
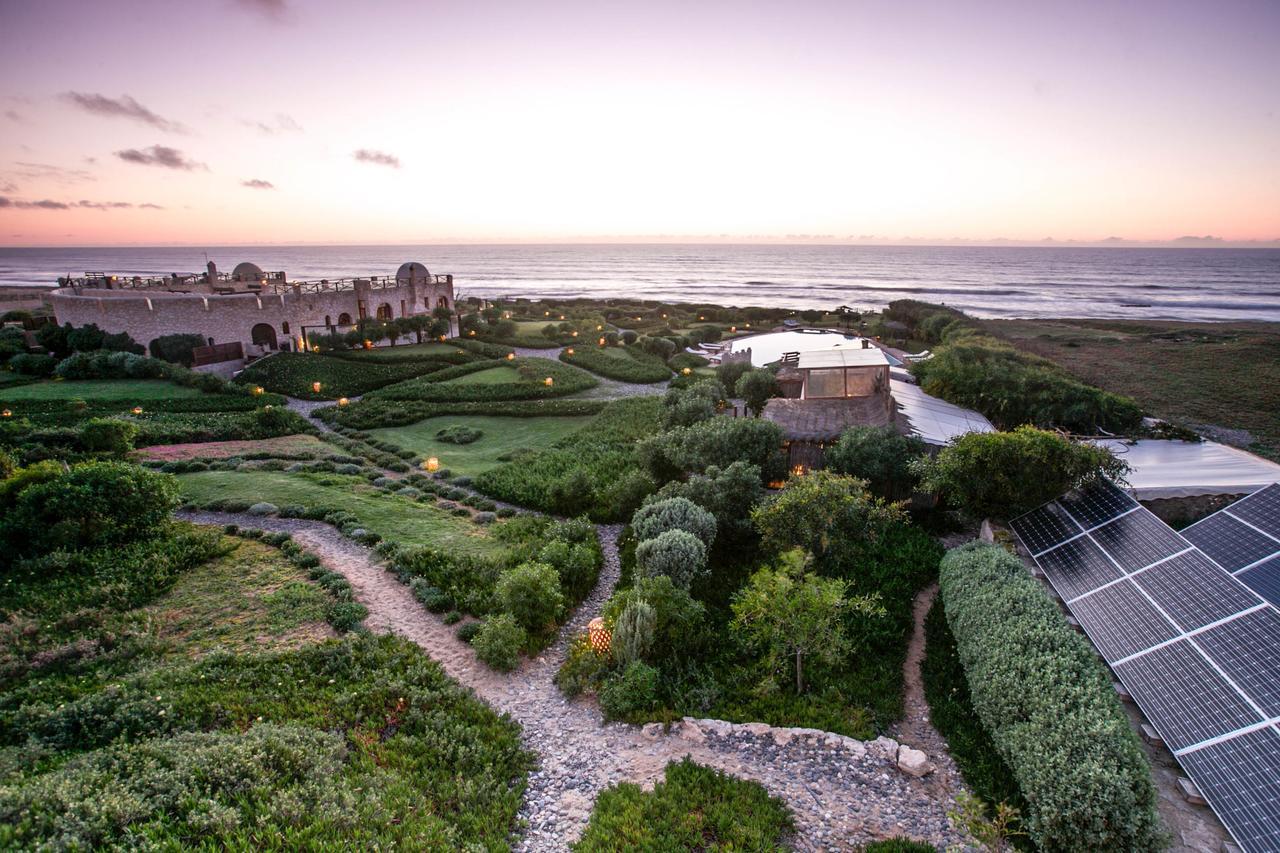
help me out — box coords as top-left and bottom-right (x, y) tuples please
(807, 368), (845, 397)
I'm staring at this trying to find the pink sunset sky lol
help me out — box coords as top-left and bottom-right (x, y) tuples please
(0, 0), (1277, 247)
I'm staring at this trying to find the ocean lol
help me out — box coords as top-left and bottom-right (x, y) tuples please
(2, 244), (1278, 323)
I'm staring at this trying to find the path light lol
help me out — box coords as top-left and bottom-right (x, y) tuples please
(596, 324), (603, 331)
(698, 315), (705, 321)
(506, 352), (515, 361)
(571, 330), (579, 337)
(544, 377), (554, 387)
(131, 406), (144, 415)
(745, 323), (751, 329)
(559, 314), (566, 320)
(566, 347), (575, 355)
(598, 337), (607, 346)
(468, 329), (476, 337)
(364, 339), (373, 349)
(338, 397), (349, 407)
(730, 325), (737, 333)
(588, 618), (611, 657)
(438, 335), (447, 342)
(252, 386), (264, 395)
(2, 409), (11, 418)
(312, 381), (322, 393)
(424, 457), (440, 472)
(682, 367), (692, 375)
(311, 345), (320, 353)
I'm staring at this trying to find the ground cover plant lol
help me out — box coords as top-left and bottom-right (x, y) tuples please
(369, 357), (597, 402)
(938, 541), (1162, 851)
(320, 397), (607, 430)
(233, 351), (452, 399)
(134, 433), (331, 462)
(474, 397), (663, 521)
(326, 340), (476, 364)
(560, 344), (673, 383)
(573, 758), (793, 851)
(366, 413), (595, 477)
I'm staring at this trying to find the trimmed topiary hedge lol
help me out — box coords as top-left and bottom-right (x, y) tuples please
(368, 357), (597, 403)
(938, 541), (1163, 852)
(234, 352), (450, 399)
(559, 345), (672, 383)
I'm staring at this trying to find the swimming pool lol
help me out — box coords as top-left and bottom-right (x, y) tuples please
(724, 329), (896, 366)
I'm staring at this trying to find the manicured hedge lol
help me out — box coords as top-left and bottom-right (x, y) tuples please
(938, 541), (1162, 852)
(234, 352), (450, 399)
(369, 357), (597, 403)
(448, 338), (517, 359)
(319, 398), (608, 430)
(560, 345), (673, 383)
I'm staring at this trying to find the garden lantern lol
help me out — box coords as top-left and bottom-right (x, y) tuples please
(544, 377), (554, 387)
(364, 339), (373, 349)
(559, 314), (566, 320)
(571, 330), (579, 337)
(131, 406), (144, 415)
(588, 617), (611, 657)
(730, 325), (737, 333)
(468, 329), (476, 337)
(682, 367), (692, 375)
(544, 311), (550, 316)
(596, 324), (603, 331)
(2, 409), (10, 418)
(312, 381), (322, 393)
(506, 352), (515, 361)
(338, 397), (349, 407)
(698, 315), (705, 321)
(598, 337), (607, 346)
(566, 347), (575, 355)
(438, 335), (447, 342)
(425, 457), (440, 472)
(252, 386), (264, 396)
(745, 323), (751, 329)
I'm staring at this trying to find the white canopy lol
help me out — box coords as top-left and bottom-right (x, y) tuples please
(1090, 439), (1280, 499)
(890, 378), (995, 446)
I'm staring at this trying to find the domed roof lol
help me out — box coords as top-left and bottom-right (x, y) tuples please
(396, 261), (430, 281)
(232, 262), (264, 281)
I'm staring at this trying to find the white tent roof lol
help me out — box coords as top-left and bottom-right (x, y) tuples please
(1090, 439), (1280, 499)
(891, 378), (995, 446)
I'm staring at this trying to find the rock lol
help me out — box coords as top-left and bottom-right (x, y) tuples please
(897, 746), (935, 778)
(743, 722), (772, 737)
(676, 720), (706, 744)
(771, 728), (794, 747)
(641, 722), (664, 739)
(869, 735), (900, 759)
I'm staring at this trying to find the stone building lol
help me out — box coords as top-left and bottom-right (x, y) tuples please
(49, 260), (456, 360)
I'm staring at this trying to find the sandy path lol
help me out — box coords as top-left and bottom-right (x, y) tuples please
(181, 510), (966, 851)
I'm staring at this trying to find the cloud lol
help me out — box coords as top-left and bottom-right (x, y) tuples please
(235, 0), (288, 20)
(0, 196), (164, 211)
(353, 148), (400, 168)
(12, 162), (95, 185)
(61, 92), (186, 133)
(241, 178), (275, 189)
(3, 110), (21, 122)
(242, 113), (302, 134)
(114, 145), (206, 170)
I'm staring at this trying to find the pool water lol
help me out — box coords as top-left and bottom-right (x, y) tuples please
(724, 329), (884, 366)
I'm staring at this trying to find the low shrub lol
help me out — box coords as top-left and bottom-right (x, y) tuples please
(632, 496), (716, 548)
(495, 562), (564, 635)
(148, 333), (207, 366)
(599, 661), (661, 719)
(635, 530), (708, 590)
(78, 417), (139, 455)
(456, 621), (483, 643)
(825, 425), (927, 500)
(8, 353), (56, 376)
(560, 345), (673, 383)
(639, 416), (786, 486)
(436, 424), (483, 444)
(369, 357), (597, 403)
(939, 542), (1162, 851)
(556, 634), (610, 697)
(472, 613), (526, 672)
(234, 352), (446, 399)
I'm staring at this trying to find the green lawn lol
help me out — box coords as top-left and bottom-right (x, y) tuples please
(368, 414), (595, 476)
(1, 378), (206, 401)
(176, 470), (502, 556)
(442, 365), (524, 385)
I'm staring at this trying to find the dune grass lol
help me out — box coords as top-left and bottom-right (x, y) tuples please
(367, 413), (594, 477)
(176, 469), (502, 556)
(1, 378), (206, 401)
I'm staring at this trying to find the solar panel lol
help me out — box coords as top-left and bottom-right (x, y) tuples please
(1134, 551), (1263, 631)
(1058, 479), (1139, 528)
(1113, 640), (1264, 752)
(1177, 726), (1280, 853)
(1195, 608), (1280, 718)
(1223, 483), (1280, 536)
(1089, 508), (1188, 572)
(1183, 512), (1280, 572)
(1036, 535), (1124, 600)
(1016, 479), (1280, 853)
(1069, 580), (1179, 662)
(1009, 501), (1081, 555)
(1238, 555), (1280, 608)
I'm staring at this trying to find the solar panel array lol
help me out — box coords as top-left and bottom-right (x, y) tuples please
(1010, 481), (1280, 853)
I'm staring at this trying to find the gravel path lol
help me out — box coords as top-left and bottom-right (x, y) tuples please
(180, 510), (967, 851)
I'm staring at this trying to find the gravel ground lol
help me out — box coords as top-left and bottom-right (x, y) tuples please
(180, 509), (969, 851)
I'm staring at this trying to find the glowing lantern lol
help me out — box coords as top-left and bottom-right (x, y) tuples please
(544, 311), (550, 316)
(571, 330), (578, 337)
(596, 324), (603, 331)
(310, 345), (320, 353)
(131, 406), (144, 415)
(588, 618), (611, 656)
(598, 337), (607, 346)
(698, 315), (705, 321)
(338, 397), (349, 407)
(468, 329), (476, 337)
(2, 409), (11, 418)
(566, 347), (575, 355)
(559, 314), (566, 320)
(424, 457), (440, 472)
(252, 386), (264, 396)
(662, 313), (668, 319)
(745, 323), (751, 329)
(506, 352), (516, 361)
(544, 377), (554, 387)
(438, 335), (447, 342)
(363, 339), (373, 349)
(730, 326), (737, 333)
(311, 381), (322, 393)
(682, 367), (692, 375)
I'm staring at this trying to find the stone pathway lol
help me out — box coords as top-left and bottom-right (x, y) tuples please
(177, 513), (968, 851)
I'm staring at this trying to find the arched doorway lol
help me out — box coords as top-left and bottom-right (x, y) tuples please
(337, 312), (352, 325)
(251, 323), (277, 349)
(376, 303), (393, 321)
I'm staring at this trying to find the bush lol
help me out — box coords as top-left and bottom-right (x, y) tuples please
(825, 425), (927, 500)
(631, 496), (717, 548)
(635, 530), (708, 590)
(715, 360), (752, 394)
(575, 758), (793, 851)
(78, 417), (139, 455)
(2, 462), (180, 560)
(472, 613), (526, 672)
(538, 539), (599, 603)
(752, 470), (904, 563)
(660, 380), (723, 428)
(639, 416), (786, 485)
(913, 426), (1129, 521)
(556, 634), (610, 696)
(247, 501), (278, 515)
(599, 661), (660, 719)
(613, 599), (657, 666)
(455, 621), (483, 643)
(603, 575), (705, 665)
(327, 600), (368, 632)
(734, 368), (778, 416)
(647, 461), (764, 548)
(148, 333), (208, 366)
(939, 542), (1162, 851)
(436, 424), (483, 444)
(560, 345), (673, 383)
(495, 562), (564, 635)
(8, 353), (56, 376)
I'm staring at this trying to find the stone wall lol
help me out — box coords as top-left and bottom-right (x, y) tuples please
(49, 278), (454, 354)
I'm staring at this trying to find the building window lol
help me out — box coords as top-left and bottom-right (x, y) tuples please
(437, 295), (449, 310)
(400, 300), (407, 317)
(358, 302), (367, 320)
(324, 315), (332, 328)
(338, 312), (352, 325)
(281, 321), (290, 335)
(806, 368), (846, 398)
(376, 303), (393, 321)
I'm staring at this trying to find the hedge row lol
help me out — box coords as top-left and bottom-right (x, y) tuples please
(939, 542), (1163, 852)
(368, 357), (597, 403)
(448, 338), (517, 359)
(319, 397), (609, 430)
(559, 345), (673, 383)
(233, 352), (453, 400)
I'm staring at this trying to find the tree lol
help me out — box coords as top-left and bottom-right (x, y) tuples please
(731, 549), (883, 693)
(715, 359), (751, 394)
(661, 380), (723, 428)
(734, 368), (778, 417)
(604, 575), (706, 664)
(912, 425), (1130, 521)
(639, 416), (786, 485)
(751, 470), (904, 563)
(148, 333), (207, 366)
(824, 425), (927, 500)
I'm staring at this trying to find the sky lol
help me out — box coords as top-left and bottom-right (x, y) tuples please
(0, 0), (1278, 246)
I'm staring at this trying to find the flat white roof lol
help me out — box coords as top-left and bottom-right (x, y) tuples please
(796, 348), (891, 369)
(891, 378), (995, 445)
(1088, 438), (1280, 499)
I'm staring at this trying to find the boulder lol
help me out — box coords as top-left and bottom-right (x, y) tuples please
(897, 745), (935, 778)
